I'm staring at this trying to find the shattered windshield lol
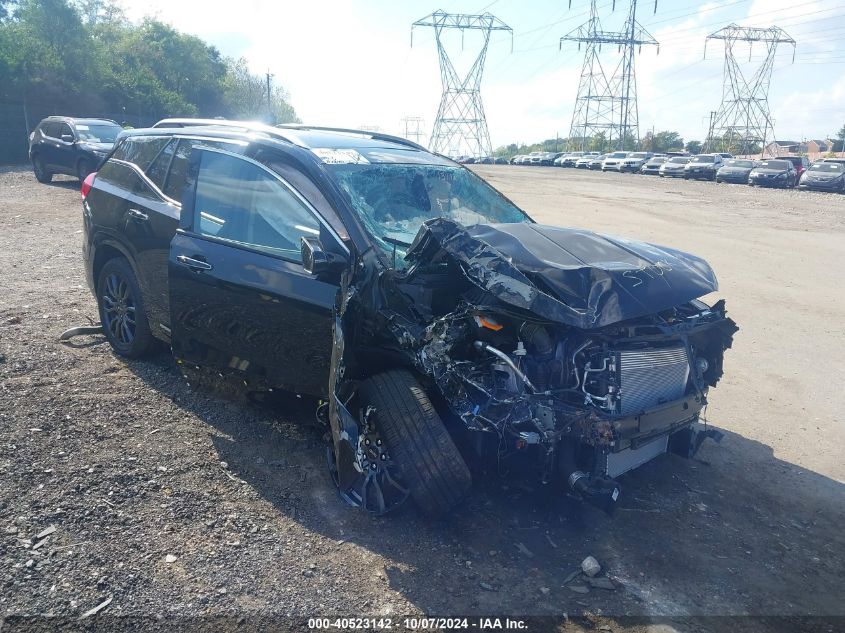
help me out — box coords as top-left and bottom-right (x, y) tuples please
(329, 164), (530, 266)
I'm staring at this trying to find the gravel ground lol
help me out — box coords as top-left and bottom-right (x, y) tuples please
(1, 165), (843, 632)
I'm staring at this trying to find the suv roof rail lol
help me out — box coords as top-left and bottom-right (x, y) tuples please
(149, 118), (435, 156)
(44, 116), (119, 124)
(275, 124), (427, 152)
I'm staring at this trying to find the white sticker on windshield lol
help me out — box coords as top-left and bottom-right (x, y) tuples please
(313, 148), (369, 165)
(76, 125), (89, 130)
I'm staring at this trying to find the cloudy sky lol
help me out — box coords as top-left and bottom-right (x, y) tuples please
(123, 0), (845, 148)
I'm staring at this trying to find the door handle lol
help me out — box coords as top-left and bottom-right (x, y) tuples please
(176, 255), (213, 271)
(127, 208), (148, 221)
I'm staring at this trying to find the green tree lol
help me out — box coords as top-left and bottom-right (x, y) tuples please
(653, 131), (684, 153)
(0, 0), (297, 127)
(685, 140), (702, 154)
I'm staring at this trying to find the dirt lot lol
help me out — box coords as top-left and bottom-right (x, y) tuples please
(1, 164), (843, 631)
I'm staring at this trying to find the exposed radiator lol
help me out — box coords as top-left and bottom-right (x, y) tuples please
(617, 346), (690, 415)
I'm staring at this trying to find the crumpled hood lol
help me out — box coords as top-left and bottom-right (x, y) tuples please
(405, 219), (719, 329)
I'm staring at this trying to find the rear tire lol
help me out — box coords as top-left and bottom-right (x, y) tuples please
(358, 370), (471, 517)
(32, 157), (52, 183)
(96, 258), (155, 358)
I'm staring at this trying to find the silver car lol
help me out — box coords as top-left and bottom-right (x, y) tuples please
(559, 152), (584, 167)
(589, 154), (607, 170)
(659, 156), (691, 177)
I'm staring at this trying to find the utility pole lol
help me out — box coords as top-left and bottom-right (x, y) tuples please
(704, 25), (795, 157)
(704, 110), (716, 152)
(412, 11), (513, 159)
(266, 70), (274, 123)
(561, 1), (659, 152)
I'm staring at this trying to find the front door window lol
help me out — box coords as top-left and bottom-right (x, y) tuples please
(193, 151), (320, 262)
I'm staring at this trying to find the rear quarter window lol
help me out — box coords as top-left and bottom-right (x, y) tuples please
(97, 160), (160, 201)
(97, 160), (138, 190)
(112, 136), (170, 171)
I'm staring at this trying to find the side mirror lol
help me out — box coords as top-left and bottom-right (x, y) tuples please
(61, 134), (74, 143)
(301, 236), (346, 275)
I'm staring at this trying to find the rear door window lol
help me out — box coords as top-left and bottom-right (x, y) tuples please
(192, 150), (320, 261)
(42, 122), (61, 138)
(163, 138), (239, 204)
(58, 123), (73, 140)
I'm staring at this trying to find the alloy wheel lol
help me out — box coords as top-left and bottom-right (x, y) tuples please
(101, 272), (136, 346)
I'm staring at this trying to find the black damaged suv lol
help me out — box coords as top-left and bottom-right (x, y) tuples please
(29, 116), (122, 182)
(82, 121), (737, 517)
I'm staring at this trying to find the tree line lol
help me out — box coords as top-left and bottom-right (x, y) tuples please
(0, 0), (298, 126)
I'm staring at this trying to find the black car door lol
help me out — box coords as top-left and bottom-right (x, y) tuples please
(168, 147), (346, 397)
(39, 122), (62, 171)
(54, 122), (76, 174)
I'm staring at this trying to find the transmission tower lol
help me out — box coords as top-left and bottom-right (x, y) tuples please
(703, 24), (796, 156)
(561, 0), (658, 151)
(412, 11), (512, 158)
(400, 116), (427, 145)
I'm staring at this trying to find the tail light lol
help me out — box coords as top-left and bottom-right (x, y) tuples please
(81, 172), (96, 200)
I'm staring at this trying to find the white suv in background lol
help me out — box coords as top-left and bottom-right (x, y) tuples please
(601, 151), (629, 172)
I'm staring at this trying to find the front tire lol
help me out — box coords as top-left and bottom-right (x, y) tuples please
(96, 258), (154, 358)
(32, 156), (52, 183)
(358, 370), (471, 517)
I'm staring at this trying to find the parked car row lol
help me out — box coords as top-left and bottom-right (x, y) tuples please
(456, 155), (509, 165)
(505, 147), (843, 192)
